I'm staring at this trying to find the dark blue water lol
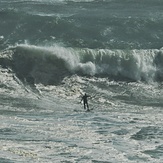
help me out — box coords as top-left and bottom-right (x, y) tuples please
(0, 0), (163, 49)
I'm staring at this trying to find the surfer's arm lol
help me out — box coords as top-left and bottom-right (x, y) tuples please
(80, 97), (83, 103)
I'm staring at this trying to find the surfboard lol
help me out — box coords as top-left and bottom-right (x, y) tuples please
(73, 108), (93, 112)
(85, 109), (93, 112)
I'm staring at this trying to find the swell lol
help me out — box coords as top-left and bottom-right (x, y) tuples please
(1, 44), (163, 85)
(1, 2), (163, 50)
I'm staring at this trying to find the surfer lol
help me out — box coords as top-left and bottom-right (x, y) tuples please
(81, 93), (90, 111)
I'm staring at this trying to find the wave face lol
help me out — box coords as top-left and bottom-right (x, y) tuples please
(0, 44), (163, 85)
(0, 0), (163, 50)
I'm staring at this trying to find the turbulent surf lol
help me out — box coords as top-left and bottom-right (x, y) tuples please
(0, 0), (163, 162)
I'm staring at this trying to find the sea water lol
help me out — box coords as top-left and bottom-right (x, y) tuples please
(0, 0), (163, 162)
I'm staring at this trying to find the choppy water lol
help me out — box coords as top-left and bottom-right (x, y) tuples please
(1, 0), (163, 162)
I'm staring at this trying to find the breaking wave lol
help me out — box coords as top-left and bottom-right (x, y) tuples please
(1, 44), (163, 85)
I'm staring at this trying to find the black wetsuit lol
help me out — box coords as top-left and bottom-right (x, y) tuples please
(82, 94), (89, 110)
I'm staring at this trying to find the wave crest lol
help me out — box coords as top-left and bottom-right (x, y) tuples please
(1, 44), (163, 85)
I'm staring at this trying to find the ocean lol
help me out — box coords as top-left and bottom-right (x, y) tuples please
(0, 0), (163, 162)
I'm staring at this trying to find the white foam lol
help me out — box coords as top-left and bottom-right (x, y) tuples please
(11, 44), (163, 83)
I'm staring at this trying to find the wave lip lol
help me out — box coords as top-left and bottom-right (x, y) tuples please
(10, 44), (77, 85)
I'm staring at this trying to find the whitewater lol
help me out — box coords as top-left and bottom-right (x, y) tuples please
(1, 0), (163, 162)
